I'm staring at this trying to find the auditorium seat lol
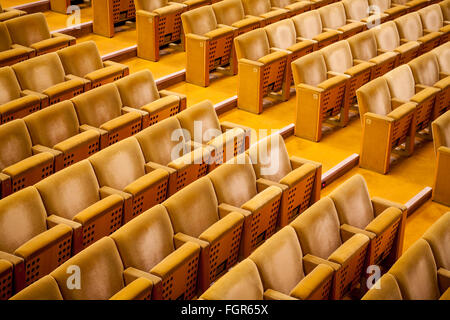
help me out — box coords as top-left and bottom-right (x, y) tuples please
(422, 212), (449, 272)
(23, 101), (101, 171)
(0, 259), (12, 300)
(0, 120), (54, 198)
(0, 3), (25, 22)
(115, 70), (186, 128)
(347, 29), (398, 78)
(162, 176), (245, 292)
(12, 53), (85, 107)
(247, 134), (321, 227)
(395, 12), (442, 54)
(176, 100), (250, 167)
(0, 187), (72, 293)
(291, 51), (348, 141)
(0, 66), (41, 123)
(134, 117), (210, 196)
(357, 77), (416, 173)
(291, 10), (340, 50)
(88, 138), (169, 223)
(5, 13), (75, 56)
(35, 160), (124, 253)
(342, 0), (389, 27)
(368, 0), (408, 20)
(431, 111), (450, 206)
(418, 4), (450, 44)
(318, 2), (367, 40)
(181, 6), (235, 87)
(249, 226), (334, 299)
(212, 0), (263, 36)
(110, 205), (201, 299)
(373, 21), (421, 66)
(269, 0), (311, 17)
(241, 0), (289, 26)
(361, 273), (403, 299)
(391, 0), (430, 12)
(135, 0), (187, 62)
(9, 275), (64, 300)
(57, 41), (129, 90)
(234, 29), (289, 113)
(441, 0), (450, 22)
(71, 84), (142, 149)
(208, 154), (283, 257)
(0, 22), (34, 67)
(290, 197), (370, 299)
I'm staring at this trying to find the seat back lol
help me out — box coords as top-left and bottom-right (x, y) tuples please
(374, 21), (401, 52)
(290, 197), (342, 259)
(395, 12), (424, 41)
(208, 153), (258, 208)
(389, 239), (440, 300)
(343, 0), (370, 21)
(176, 100), (221, 144)
(318, 2), (348, 29)
(441, 0), (450, 21)
(50, 237), (125, 300)
(135, 117), (187, 166)
(0, 22), (12, 51)
(369, 0), (391, 12)
(264, 19), (296, 50)
(12, 53), (66, 93)
(115, 70), (160, 109)
(242, 0), (272, 16)
(234, 28), (270, 61)
(181, 6), (218, 35)
(88, 137), (146, 191)
(321, 40), (354, 74)
(0, 186), (47, 254)
(212, 0), (246, 26)
(71, 83), (123, 127)
(408, 53), (440, 87)
(0, 66), (21, 104)
(291, 51), (327, 86)
(292, 11), (323, 40)
(272, 0), (296, 7)
(200, 259), (264, 300)
(362, 273), (403, 300)
(432, 110), (450, 151)
(431, 42), (450, 74)
(422, 212), (450, 270)
(57, 41), (103, 78)
(249, 226), (304, 295)
(328, 174), (375, 229)
(0, 119), (32, 171)
(10, 275), (63, 300)
(163, 176), (219, 238)
(418, 4), (444, 32)
(35, 160), (101, 221)
(5, 13), (50, 47)
(384, 64), (416, 102)
(111, 204), (175, 271)
(356, 77), (393, 116)
(348, 30), (378, 61)
(135, 0), (169, 11)
(23, 100), (80, 148)
(247, 134), (292, 182)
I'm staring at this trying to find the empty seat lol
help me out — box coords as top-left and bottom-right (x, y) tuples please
(342, 0), (389, 27)
(356, 77), (416, 174)
(162, 176), (245, 292)
(88, 137), (169, 223)
(270, 0), (311, 17)
(35, 160), (124, 253)
(291, 51), (349, 141)
(441, 0), (450, 23)
(241, 0), (288, 26)
(249, 226), (334, 299)
(57, 41), (129, 90)
(395, 12), (442, 54)
(422, 212), (449, 272)
(0, 3), (25, 22)
(212, 0), (263, 36)
(291, 10), (340, 50)
(181, 6), (235, 87)
(110, 204), (201, 299)
(23, 100), (101, 171)
(115, 70), (186, 128)
(0, 22), (34, 67)
(234, 29), (289, 114)
(12, 53), (85, 107)
(0, 187), (72, 293)
(361, 273), (403, 299)
(9, 275), (64, 300)
(373, 21), (421, 66)
(5, 13), (75, 56)
(0, 259), (13, 300)
(176, 100), (250, 167)
(247, 134), (321, 227)
(391, 0), (429, 12)
(71, 83), (143, 149)
(418, 4), (450, 44)
(318, 2), (366, 40)
(135, 0), (187, 62)
(0, 66), (41, 123)
(368, 0), (408, 20)
(290, 197), (370, 299)
(347, 29), (398, 78)
(0, 119), (54, 198)
(135, 117), (210, 196)
(431, 111), (450, 206)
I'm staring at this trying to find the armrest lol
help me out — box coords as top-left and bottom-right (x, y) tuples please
(279, 163), (316, 188)
(72, 194), (123, 225)
(51, 32), (75, 41)
(99, 185), (132, 201)
(123, 169), (169, 196)
(365, 207), (403, 236)
(377, 48), (389, 55)
(290, 156), (322, 170)
(297, 36), (317, 43)
(400, 38), (409, 44)
(387, 102), (416, 121)
(103, 60), (128, 70)
(0, 250), (24, 268)
(79, 124), (108, 136)
(123, 267), (161, 287)
(64, 74), (88, 84)
(122, 106), (148, 117)
(199, 212), (244, 244)
(296, 83), (324, 94)
(371, 197), (406, 216)
(328, 233), (370, 265)
(340, 224), (376, 241)
(136, 9), (157, 19)
(318, 74), (348, 90)
(391, 98), (408, 109)
(289, 264), (334, 300)
(346, 19), (361, 24)
(263, 289), (297, 300)
(185, 140), (206, 152)
(241, 186), (282, 213)
(322, 27), (337, 32)
(438, 268), (450, 295)
(302, 254), (340, 274)
(47, 214), (82, 231)
(423, 29), (433, 35)
(327, 71), (349, 79)
(353, 59), (368, 65)
(218, 203), (252, 219)
(31, 144), (62, 158)
(256, 178), (288, 192)
(185, 33), (209, 42)
(110, 278), (153, 300)
(173, 232), (209, 250)
(270, 47), (291, 55)
(158, 89), (186, 110)
(220, 121), (252, 135)
(144, 161), (176, 175)
(22, 89), (47, 101)
(239, 58), (264, 67)
(150, 242), (200, 279)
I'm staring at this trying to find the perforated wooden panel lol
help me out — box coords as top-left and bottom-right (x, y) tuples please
(147, 102), (181, 126)
(112, 0), (135, 24)
(306, 274), (332, 300)
(318, 81), (346, 122)
(433, 86), (449, 119)
(91, 70), (126, 89)
(390, 112), (414, 150)
(317, 34), (340, 49)
(0, 265), (13, 300)
(156, 10), (184, 47)
(415, 95), (435, 131)
(106, 118), (141, 146)
(261, 58), (287, 97)
(11, 159), (53, 193)
(283, 171), (316, 225)
(419, 37), (441, 55)
(48, 85), (84, 106)
(396, 47), (419, 66)
(371, 57), (396, 79)
(0, 100), (41, 124)
(367, 217), (401, 266)
(346, 68), (371, 107)
(206, 34), (234, 72)
(129, 178), (168, 221)
(0, 53), (29, 68)
(237, 22), (260, 36)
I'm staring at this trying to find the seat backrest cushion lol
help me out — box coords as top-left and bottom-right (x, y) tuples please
(348, 30), (378, 61)
(292, 11), (323, 39)
(291, 51), (327, 87)
(361, 273), (403, 300)
(0, 119), (32, 171)
(318, 2), (348, 29)
(264, 19), (296, 50)
(0, 23), (12, 52)
(422, 212), (450, 270)
(181, 6), (217, 35)
(384, 64), (416, 101)
(343, 0), (369, 21)
(212, 0), (246, 26)
(135, 0), (169, 11)
(10, 275), (63, 300)
(356, 76), (392, 116)
(234, 28), (270, 61)
(374, 21), (401, 52)
(0, 66), (21, 104)
(321, 40), (354, 74)
(5, 13), (50, 47)
(432, 110), (450, 151)
(115, 70), (160, 109)
(432, 42), (450, 74)
(57, 41), (103, 78)
(418, 4), (444, 31)
(408, 53), (440, 87)
(242, 0), (271, 16)
(395, 12), (423, 41)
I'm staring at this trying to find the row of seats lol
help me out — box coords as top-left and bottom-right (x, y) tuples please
(432, 110), (450, 206)
(363, 212), (449, 300)
(4, 132), (321, 299)
(0, 2), (25, 22)
(357, 42), (449, 173)
(0, 13), (76, 67)
(200, 174), (406, 300)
